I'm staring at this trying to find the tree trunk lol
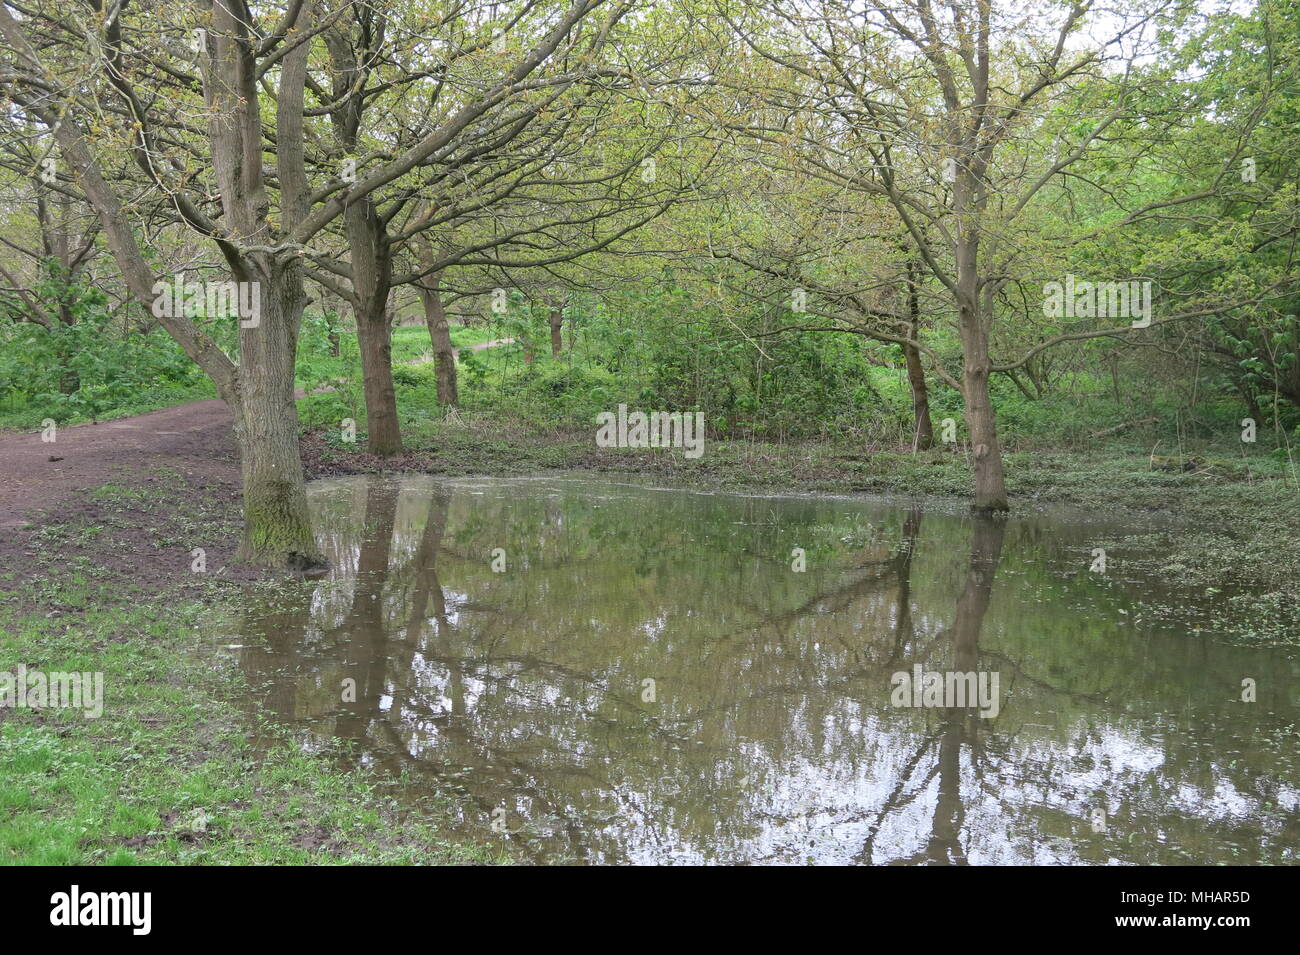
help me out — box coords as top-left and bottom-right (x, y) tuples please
(549, 307), (564, 359)
(406, 491), (451, 642)
(903, 260), (933, 450)
(417, 273), (459, 406)
(355, 301), (402, 455)
(954, 160), (1009, 513)
(903, 342), (931, 450)
(891, 507), (923, 652)
(335, 476), (397, 738)
(955, 287), (1008, 510)
(930, 515), (1004, 865)
(960, 322), (1009, 512)
(951, 514), (1006, 667)
(346, 199), (402, 456)
(326, 307), (341, 357)
(232, 271), (322, 568)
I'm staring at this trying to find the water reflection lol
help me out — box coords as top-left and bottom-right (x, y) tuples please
(237, 475), (1300, 865)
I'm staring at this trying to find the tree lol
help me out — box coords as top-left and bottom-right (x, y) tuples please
(297, 0), (698, 433)
(0, 0), (611, 563)
(726, 0), (1286, 509)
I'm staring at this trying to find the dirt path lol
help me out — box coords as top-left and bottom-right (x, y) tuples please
(0, 399), (239, 530)
(0, 337), (519, 530)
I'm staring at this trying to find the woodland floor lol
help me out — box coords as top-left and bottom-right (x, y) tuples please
(0, 399), (1295, 863)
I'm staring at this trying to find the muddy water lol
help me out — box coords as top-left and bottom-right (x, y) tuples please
(234, 474), (1299, 865)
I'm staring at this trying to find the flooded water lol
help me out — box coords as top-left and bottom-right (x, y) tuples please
(233, 474), (1299, 864)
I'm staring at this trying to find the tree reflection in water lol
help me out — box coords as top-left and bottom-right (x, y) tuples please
(236, 476), (1300, 865)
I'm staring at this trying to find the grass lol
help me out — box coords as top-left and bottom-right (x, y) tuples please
(392, 325), (432, 363)
(390, 322), (501, 364)
(0, 603), (503, 865)
(0, 475), (509, 865)
(448, 323), (503, 349)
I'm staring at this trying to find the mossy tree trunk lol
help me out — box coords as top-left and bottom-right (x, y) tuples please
(232, 266), (322, 568)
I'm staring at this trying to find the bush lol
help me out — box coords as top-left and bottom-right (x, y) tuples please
(0, 268), (208, 428)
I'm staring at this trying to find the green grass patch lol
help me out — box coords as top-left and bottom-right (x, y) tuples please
(0, 594), (506, 865)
